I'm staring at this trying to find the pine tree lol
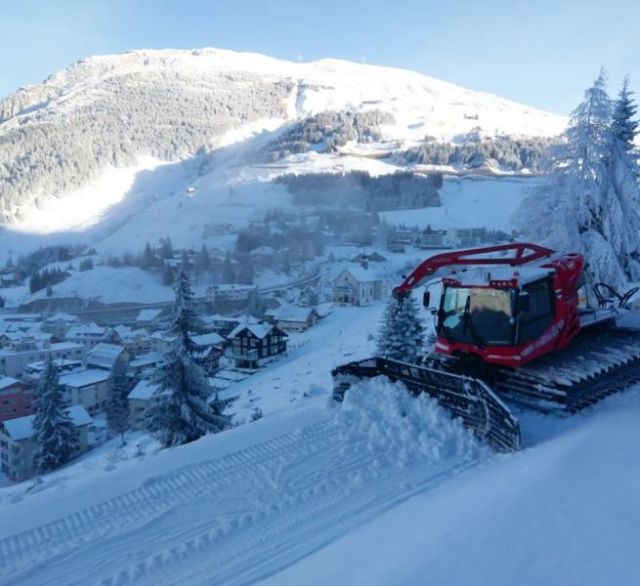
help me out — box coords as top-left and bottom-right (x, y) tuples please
(105, 354), (131, 446)
(162, 264), (175, 286)
(516, 70), (640, 287)
(145, 271), (231, 447)
(160, 237), (174, 260)
(611, 77), (638, 152)
(198, 244), (211, 273)
(141, 243), (156, 270)
(376, 295), (424, 363)
(32, 357), (79, 475)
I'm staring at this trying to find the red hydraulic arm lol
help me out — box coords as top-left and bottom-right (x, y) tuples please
(392, 242), (555, 299)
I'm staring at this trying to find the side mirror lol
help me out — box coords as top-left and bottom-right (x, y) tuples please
(423, 290), (430, 308)
(519, 292), (530, 313)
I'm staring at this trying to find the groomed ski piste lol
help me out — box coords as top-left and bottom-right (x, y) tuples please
(1, 305), (640, 585)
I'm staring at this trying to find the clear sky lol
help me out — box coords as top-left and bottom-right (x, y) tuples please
(1, 0), (638, 115)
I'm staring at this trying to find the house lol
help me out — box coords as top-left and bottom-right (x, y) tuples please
(201, 314), (242, 337)
(0, 377), (33, 422)
(0, 341), (85, 378)
(59, 369), (111, 415)
(332, 265), (389, 306)
(113, 326), (151, 356)
(86, 343), (127, 371)
(266, 307), (319, 332)
(0, 405), (93, 482)
(23, 359), (84, 383)
(227, 323), (288, 369)
(350, 251), (388, 264)
(128, 352), (164, 379)
(191, 333), (226, 375)
(136, 309), (163, 329)
(42, 313), (80, 339)
(149, 331), (177, 355)
(206, 284), (257, 305)
(65, 323), (114, 349)
(0, 273), (18, 287)
(127, 380), (163, 430)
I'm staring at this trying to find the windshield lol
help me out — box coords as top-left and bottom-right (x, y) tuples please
(439, 286), (514, 346)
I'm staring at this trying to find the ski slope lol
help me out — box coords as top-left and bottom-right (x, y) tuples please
(0, 381), (485, 586)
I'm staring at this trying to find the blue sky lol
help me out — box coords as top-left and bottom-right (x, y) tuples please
(1, 0), (638, 114)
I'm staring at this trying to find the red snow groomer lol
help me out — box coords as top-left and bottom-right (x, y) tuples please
(332, 243), (640, 451)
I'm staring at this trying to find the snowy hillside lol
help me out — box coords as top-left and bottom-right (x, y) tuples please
(0, 48), (564, 252)
(1, 302), (639, 585)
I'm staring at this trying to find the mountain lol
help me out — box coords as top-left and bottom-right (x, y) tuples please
(0, 48), (566, 258)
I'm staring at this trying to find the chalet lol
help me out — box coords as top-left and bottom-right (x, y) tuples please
(266, 307), (319, 332)
(59, 369), (111, 415)
(227, 324), (287, 369)
(191, 333), (225, 375)
(0, 377), (33, 422)
(332, 265), (389, 306)
(0, 273), (18, 287)
(0, 405), (92, 482)
(136, 309), (163, 329)
(86, 343), (127, 371)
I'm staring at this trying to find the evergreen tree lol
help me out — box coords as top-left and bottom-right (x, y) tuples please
(145, 271), (231, 447)
(160, 237), (174, 260)
(32, 357), (79, 475)
(105, 354), (131, 446)
(517, 70), (640, 287)
(141, 243), (156, 270)
(376, 295), (424, 363)
(611, 77), (638, 152)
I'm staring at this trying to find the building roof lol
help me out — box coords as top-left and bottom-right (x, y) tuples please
(270, 306), (318, 324)
(129, 352), (163, 369)
(44, 312), (78, 324)
(66, 323), (108, 338)
(128, 379), (162, 401)
(86, 343), (125, 369)
(191, 333), (225, 347)
(137, 308), (163, 322)
(2, 405), (92, 442)
(59, 369), (110, 388)
(228, 323), (279, 340)
(333, 265), (387, 283)
(0, 376), (20, 390)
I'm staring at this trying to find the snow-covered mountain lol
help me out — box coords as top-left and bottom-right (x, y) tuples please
(0, 48), (565, 258)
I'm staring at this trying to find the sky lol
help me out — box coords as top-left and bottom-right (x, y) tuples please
(0, 0), (638, 115)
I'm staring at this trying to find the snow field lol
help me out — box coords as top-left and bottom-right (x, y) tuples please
(0, 380), (486, 585)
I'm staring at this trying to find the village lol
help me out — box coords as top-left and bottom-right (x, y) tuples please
(0, 249), (403, 483)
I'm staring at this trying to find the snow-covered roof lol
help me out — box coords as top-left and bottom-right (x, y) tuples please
(137, 308), (163, 322)
(86, 343), (125, 369)
(129, 352), (163, 368)
(66, 323), (108, 338)
(2, 405), (92, 442)
(59, 369), (110, 388)
(44, 312), (78, 324)
(333, 265), (387, 283)
(228, 323), (282, 340)
(249, 246), (276, 255)
(128, 379), (161, 401)
(270, 307), (317, 323)
(191, 333), (225, 347)
(0, 376), (20, 390)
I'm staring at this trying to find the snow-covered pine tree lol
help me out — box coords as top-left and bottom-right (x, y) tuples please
(376, 295), (424, 363)
(105, 354), (131, 446)
(516, 70), (640, 287)
(145, 271), (231, 447)
(31, 357), (79, 475)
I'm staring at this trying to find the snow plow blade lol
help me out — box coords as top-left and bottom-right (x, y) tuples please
(332, 357), (521, 452)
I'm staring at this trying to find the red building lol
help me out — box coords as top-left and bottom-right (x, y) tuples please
(0, 377), (34, 422)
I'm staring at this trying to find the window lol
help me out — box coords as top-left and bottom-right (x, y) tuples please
(518, 278), (554, 343)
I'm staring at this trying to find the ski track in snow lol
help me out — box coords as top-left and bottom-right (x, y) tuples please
(0, 412), (483, 585)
